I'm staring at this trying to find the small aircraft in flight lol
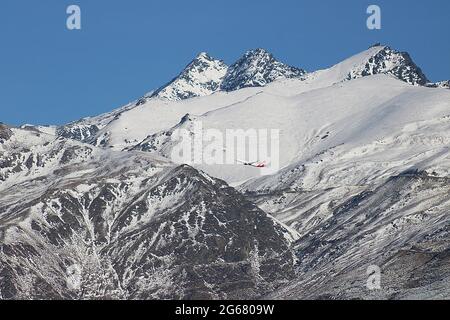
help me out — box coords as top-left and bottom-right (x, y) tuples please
(236, 159), (267, 168)
(221, 148), (268, 168)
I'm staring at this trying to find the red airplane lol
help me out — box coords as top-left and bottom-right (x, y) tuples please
(237, 159), (267, 168)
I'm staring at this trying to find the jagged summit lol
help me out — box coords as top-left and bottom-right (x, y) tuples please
(144, 45), (440, 104)
(343, 45), (429, 86)
(148, 48), (307, 101)
(221, 48), (306, 91)
(196, 51), (212, 59)
(150, 52), (228, 101)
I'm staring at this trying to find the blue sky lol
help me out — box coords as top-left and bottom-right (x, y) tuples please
(1, 0), (450, 125)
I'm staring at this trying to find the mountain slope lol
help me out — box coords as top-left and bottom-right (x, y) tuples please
(129, 75), (450, 185)
(55, 102), (138, 143)
(268, 173), (450, 299)
(0, 128), (296, 299)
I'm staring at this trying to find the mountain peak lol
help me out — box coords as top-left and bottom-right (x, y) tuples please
(343, 45), (429, 86)
(151, 52), (228, 101)
(195, 51), (212, 60)
(369, 42), (383, 48)
(221, 48), (306, 91)
(243, 48), (273, 58)
(149, 48), (307, 101)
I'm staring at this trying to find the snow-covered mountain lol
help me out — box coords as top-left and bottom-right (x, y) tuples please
(343, 45), (429, 85)
(124, 74), (450, 191)
(0, 127), (296, 299)
(267, 172), (450, 299)
(148, 48), (306, 100)
(297, 44), (431, 88)
(51, 48), (304, 143)
(2, 44), (450, 300)
(51, 45), (448, 147)
(221, 48), (306, 91)
(150, 52), (228, 101)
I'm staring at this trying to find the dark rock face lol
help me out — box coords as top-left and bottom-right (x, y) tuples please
(221, 49), (306, 91)
(0, 123), (12, 143)
(103, 165), (295, 299)
(0, 129), (295, 299)
(56, 123), (99, 142)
